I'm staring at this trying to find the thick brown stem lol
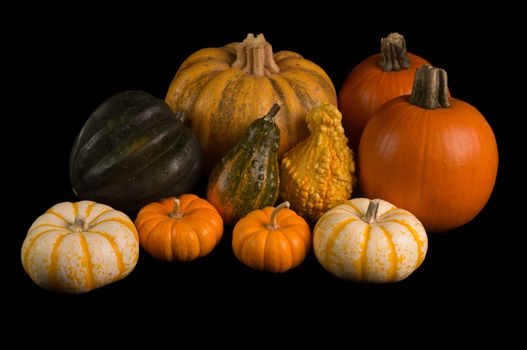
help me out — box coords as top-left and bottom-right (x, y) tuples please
(409, 64), (450, 109)
(169, 198), (184, 219)
(232, 33), (280, 77)
(363, 200), (380, 224)
(268, 202), (290, 230)
(69, 216), (89, 232)
(379, 33), (410, 72)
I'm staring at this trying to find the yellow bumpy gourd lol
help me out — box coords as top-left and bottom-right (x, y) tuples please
(280, 103), (356, 222)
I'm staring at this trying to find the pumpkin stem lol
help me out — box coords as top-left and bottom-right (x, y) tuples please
(169, 198), (184, 219)
(379, 33), (410, 72)
(363, 200), (380, 224)
(69, 216), (89, 233)
(263, 103), (281, 122)
(409, 64), (450, 109)
(232, 33), (280, 77)
(268, 201), (290, 230)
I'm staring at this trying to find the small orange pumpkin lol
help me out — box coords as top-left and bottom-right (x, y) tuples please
(135, 194), (223, 261)
(232, 202), (311, 273)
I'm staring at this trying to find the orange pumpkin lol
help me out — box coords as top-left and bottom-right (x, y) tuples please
(232, 202), (311, 273)
(165, 33), (336, 172)
(338, 33), (429, 150)
(359, 65), (498, 232)
(135, 194), (223, 261)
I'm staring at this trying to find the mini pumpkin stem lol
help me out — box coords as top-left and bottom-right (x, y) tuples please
(263, 103), (281, 121)
(268, 201), (290, 230)
(363, 200), (380, 224)
(169, 198), (184, 219)
(232, 33), (281, 77)
(69, 216), (89, 233)
(379, 33), (410, 72)
(409, 64), (450, 109)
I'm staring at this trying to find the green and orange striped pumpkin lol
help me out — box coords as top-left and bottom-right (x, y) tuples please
(166, 33), (337, 172)
(313, 198), (428, 283)
(21, 201), (139, 293)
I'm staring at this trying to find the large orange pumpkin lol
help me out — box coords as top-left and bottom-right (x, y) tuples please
(165, 33), (337, 172)
(338, 33), (429, 150)
(358, 65), (498, 232)
(135, 194), (223, 261)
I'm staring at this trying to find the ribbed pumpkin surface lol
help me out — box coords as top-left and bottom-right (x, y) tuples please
(166, 34), (337, 171)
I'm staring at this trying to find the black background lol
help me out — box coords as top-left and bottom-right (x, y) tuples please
(7, 6), (518, 344)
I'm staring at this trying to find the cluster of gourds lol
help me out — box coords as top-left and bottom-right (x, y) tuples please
(22, 33), (498, 293)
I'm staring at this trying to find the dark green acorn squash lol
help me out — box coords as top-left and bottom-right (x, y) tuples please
(206, 104), (281, 225)
(70, 91), (202, 211)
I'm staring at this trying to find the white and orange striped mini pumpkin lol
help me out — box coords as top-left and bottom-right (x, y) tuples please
(314, 198), (427, 283)
(21, 201), (139, 293)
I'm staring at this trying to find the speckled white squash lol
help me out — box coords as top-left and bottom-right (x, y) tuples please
(313, 198), (427, 283)
(21, 201), (139, 293)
